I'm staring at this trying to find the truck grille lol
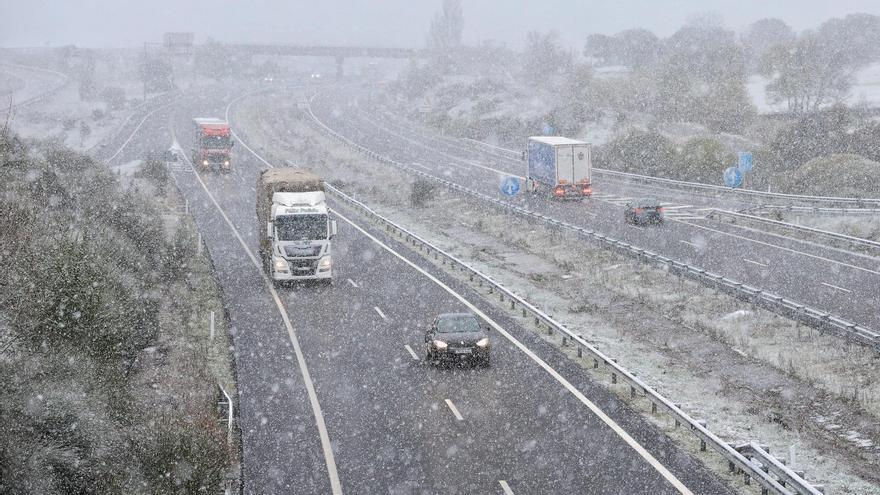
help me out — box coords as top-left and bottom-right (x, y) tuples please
(287, 259), (318, 273)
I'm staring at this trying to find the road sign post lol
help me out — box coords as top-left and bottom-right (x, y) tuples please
(500, 176), (521, 197)
(723, 166), (743, 188)
(737, 152), (753, 173)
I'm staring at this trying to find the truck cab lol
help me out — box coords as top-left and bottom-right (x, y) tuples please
(192, 118), (234, 173)
(266, 191), (337, 284)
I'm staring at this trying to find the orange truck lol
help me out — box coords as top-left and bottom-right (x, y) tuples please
(192, 118), (234, 172)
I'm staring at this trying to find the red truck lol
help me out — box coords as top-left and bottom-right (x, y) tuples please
(192, 118), (234, 172)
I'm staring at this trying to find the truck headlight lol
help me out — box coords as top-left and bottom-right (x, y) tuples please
(202, 160), (209, 166)
(318, 256), (331, 271)
(432, 340), (447, 350)
(273, 258), (288, 272)
(224, 160), (230, 166)
(476, 337), (489, 348)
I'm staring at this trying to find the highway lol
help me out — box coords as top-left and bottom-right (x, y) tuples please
(101, 86), (737, 494)
(302, 85), (880, 333)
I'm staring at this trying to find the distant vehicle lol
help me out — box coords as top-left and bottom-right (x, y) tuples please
(257, 168), (337, 285)
(310, 73), (322, 80)
(192, 118), (234, 173)
(624, 198), (664, 225)
(526, 136), (592, 200)
(424, 313), (490, 366)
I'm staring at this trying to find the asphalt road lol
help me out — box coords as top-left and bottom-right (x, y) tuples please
(105, 86), (737, 494)
(303, 86), (880, 333)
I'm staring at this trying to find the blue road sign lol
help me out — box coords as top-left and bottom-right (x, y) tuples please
(541, 122), (555, 135)
(737, 151), (753, 173)
(723, 166), (743, 188)
(500, 176), (521, 196)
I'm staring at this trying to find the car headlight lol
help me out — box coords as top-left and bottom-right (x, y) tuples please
(432, 340), (447, 350)
(318, 256), (331, 270)
(224, 160), (230, 166)
(202, 160), (209, 166)
(273, 258), (288, 272)
(476, 337), (489, 348)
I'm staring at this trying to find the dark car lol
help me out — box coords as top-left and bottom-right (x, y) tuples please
(624, 198), (664, 225)
(424, 313), (490, 366)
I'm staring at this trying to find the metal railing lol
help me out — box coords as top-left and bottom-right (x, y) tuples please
(324, 182), (820, 495)
(735, 443), (825, 495)
(306, 101), (880, 353)
(708, 209), (880, 256)
(459, 137), (880, 208)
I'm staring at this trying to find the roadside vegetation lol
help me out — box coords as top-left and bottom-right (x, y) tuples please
(390, 4), (880, 196)
(0, 128), (235, 493)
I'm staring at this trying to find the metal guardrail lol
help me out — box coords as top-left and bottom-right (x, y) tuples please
(2, 62), (70, 110)
(735, 443), (825, 495)
(460, 137), (880, 208)
(743, 205), (880, 215)
(708, 209), (880, 255)
(306, 101), (880, 353)
(324, 181), (817, 495)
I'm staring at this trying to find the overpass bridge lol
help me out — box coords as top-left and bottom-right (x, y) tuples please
(227, 44), (429, 76)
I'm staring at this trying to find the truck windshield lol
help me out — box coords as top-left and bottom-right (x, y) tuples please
(201, 135), (231, 148)
(276, 214), (328, 241)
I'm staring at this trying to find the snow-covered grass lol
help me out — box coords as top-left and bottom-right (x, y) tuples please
(749, 62), (880, 113)
(234, 95), (880, 494)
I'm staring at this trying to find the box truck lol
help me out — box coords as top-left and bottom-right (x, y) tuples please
(526, 136), (592, 200)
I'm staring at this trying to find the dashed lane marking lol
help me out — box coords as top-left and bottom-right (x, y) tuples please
(444, 399), (464, 421)
(404, 345), (420, 361)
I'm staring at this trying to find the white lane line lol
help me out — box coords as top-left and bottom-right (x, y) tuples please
(499, 480), (514, 494)
(404, 344), (420, 361)
(822, 282), (852, 293)
(679, 240), (697, 248)
(743, 258), (768, 268)
(676, 218), (880, 276)
(660, 204), (693, 210)
(171, 126), (343, 495)
(444, 399), (464, 421)
(105, 103), (172, 164)
(374, 306), (388, 320)
(334, 209), (694, 495)
(347, 278), (359, 288)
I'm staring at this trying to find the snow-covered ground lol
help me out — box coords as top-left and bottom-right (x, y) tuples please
(749, 62), (880, 113)
(234, 95), (880, 494)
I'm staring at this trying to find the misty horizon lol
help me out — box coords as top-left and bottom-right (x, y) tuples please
(3, 0), (880, 50)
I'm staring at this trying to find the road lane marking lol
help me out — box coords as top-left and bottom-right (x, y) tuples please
(743, 258), (768, 268)
(235, 98), (690, 494)
(822, 282), (852, 293)
(499, 480), (514, 494)
(661, 204), (693, 209)
(171, 126), (343, 495)
(404, 344), (420, 361)
(676, 218), (880, 276)
(347, 278), (359, 288)
(679, 240), (697, 248)
(444, 399), (464, 421)
(334, 209), (694, 495)
(374, 306), (388, 320)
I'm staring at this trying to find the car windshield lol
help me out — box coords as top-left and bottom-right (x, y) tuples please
(276, 214), (327, 240)
(202, 134), (230, 148)
(636, 199), (660, 208)
(437, 316), (480, 333)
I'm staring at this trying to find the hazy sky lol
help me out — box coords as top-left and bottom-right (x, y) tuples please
(2, 0), (880, 49)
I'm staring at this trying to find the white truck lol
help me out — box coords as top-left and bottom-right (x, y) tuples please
(257, 169), (337, 284)
(526, 136), (592, 200)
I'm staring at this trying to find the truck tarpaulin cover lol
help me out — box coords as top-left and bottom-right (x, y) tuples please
(202, 125), (230, 136)
(256, 168), (325, 226)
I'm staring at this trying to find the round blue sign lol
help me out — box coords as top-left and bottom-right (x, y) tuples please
(500, 176), (521, 196)
(723, 166), (743, 188)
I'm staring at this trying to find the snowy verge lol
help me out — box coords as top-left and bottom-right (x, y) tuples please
(232, 93), (880, 494)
